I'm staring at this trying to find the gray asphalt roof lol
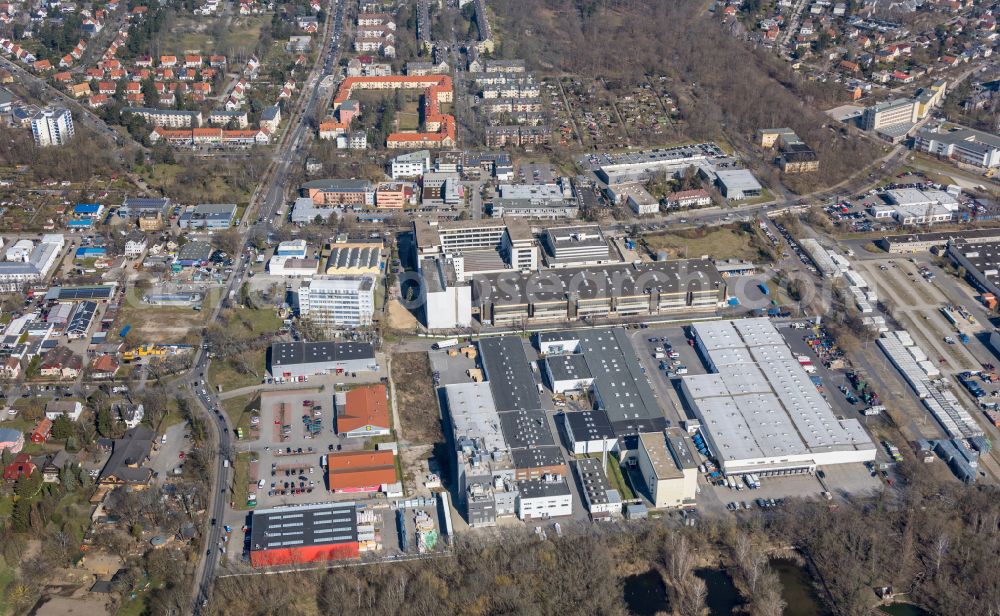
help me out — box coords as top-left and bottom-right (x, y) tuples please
(478, 336), (542, 413)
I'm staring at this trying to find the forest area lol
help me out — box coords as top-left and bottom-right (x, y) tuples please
(489, 0), (883, 193)
(209, 471), (1000, 616)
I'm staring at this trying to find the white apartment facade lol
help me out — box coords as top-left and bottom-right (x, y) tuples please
(31, 107), (75, 146)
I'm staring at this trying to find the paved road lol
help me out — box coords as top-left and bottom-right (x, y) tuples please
(188, 0), (346, 610)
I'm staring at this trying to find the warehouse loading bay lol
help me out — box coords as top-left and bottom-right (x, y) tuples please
(430, 325), (883, 521)
(854, 254), (1000, 480)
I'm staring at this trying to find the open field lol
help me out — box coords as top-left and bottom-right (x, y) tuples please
(208, 348), (265, 393)
(644, 226), (759, 261)
(391, 352), (443, 444)
(117, 300), (214, 345)
(162, 15), (269, 55)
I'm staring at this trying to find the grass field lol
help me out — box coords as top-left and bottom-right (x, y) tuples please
(139, 163), (245, 205)
(208, 348), (264, 393)
(644, 226), (758, 261)
(164, 15), (269, 54)
(222, 393), (260, 437)
(232, 451), (253, 510)
(397, 112), (421, 131)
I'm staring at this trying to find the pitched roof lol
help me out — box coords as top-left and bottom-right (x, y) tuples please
(337, 384), (389, 433)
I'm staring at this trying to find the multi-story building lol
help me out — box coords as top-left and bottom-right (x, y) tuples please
(375, 182), (407, 209)
(389, 150), (430, 179)
(420, 256), (472, 330)
(914, 125), (1000, 169)
(123, 107), (203, 127)
(301, 179), (375, 206)
(208, 109), (249, 128)
(31, 107), (74, 146)
(861, 98), (917, 140)
(177, 203), (237, 229)
(541, 225), (612, 267)
(297, 276), (376, 328)
(636, 429), (698, 509)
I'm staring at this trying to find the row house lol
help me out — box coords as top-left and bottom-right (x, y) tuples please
(357, 12), (393, 26)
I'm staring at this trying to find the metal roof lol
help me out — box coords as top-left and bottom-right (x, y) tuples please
(250, 502), (358, 552)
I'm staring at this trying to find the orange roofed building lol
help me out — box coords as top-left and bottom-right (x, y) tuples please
(336, 385), (391, 437)
(326, 450), (396, 492)
(331, 75), (455, 149)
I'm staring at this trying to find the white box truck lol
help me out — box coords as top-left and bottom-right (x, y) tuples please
(433, 338), (459, 350)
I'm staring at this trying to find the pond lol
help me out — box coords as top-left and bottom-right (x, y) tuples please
(622, 570), (669, 616)
(770, 558), (827, 616)
(695, 568), (741, 616)
(880, 603), (933, 616)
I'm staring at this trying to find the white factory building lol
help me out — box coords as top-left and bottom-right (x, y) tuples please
(681, 319), (876, 476)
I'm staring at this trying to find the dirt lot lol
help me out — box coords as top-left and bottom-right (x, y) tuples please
(387, 299), (419, 331)
(391, 352), (443, 444)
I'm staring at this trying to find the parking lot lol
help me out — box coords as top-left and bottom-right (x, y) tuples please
(243, 388), (369, 510)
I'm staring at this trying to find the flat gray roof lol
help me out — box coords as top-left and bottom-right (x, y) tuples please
(516, 476), (571, 499)
(539, 328), (666, 436)
(472, 260), (722, 305)
(684, 319), (874, 464)
(545, 353), (593, 383)
(574, 457), (614, 505)
(270, 341), (375, 367)
(565, 410), (615, 442)
(510, 445), (564, 470)
(478, 336), (542, 413)
(499, 409), (555, 449)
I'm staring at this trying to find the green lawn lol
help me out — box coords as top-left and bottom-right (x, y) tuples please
(232, 451), (254, 510)
(208, 348), (265, 393)
(598, 453), (636, 500)
(644, 226), (758, 261)
(227, 307), (282, 337)
(0, 557), (15, 615)
(222, 393), (260, 436)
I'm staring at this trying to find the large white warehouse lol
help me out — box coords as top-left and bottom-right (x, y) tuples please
(681, 319), (876, 476)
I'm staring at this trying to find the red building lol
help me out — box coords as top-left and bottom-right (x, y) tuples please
(249, 502), (361, 567)
(3, 453), (36, 481)
(30, 418), (52, 443)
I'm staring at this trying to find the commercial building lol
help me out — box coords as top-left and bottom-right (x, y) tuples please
(420, 256), (472, 330)
(267, 257), (319, 277)
(516, 476), (573, 520)
(335, 384), (391, 437)
(537, 328), (666, 436)
(276, 239), (308, 257)
(947, 237), (1000, 301)
(444, 381), (517, 527)
(875, 228), (1000, 254)
(421, 171), (462, 205)
(388, 149), (431, 179)
(861, 98), (917, 141)
(573, 457), (622, 519)
(562, 410), (616, 455)
(31, 106), (74, 146)
(607, 182), (659, 215)
(326, 450), (397, 492)
(636, 429), (698, 509)
(681, 319), (876, 476)
(490, 180), (578, 219)
(177, 203), (237, 229)
(267, 341), (378, 378)
(0, 234), (65, 292)
(375, 182), (408, 209)
(882, 188), (958, 225)
(473, 260), (724, 327)
(173, 241), (213, 266)
(914, 124), (1000, 169)
(715, 170), (763, 200)
(322, 242), (384, 275)
(296, 276), (376, 328)
(589, 143), (726, 185)
(249, 502), (361, 567)
(301, 179), (375, 206)
(413, 218), (538, 274)
(541, 225), (612, 267)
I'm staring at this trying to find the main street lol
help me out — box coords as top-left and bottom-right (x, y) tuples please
(187, 0), (346, 610)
